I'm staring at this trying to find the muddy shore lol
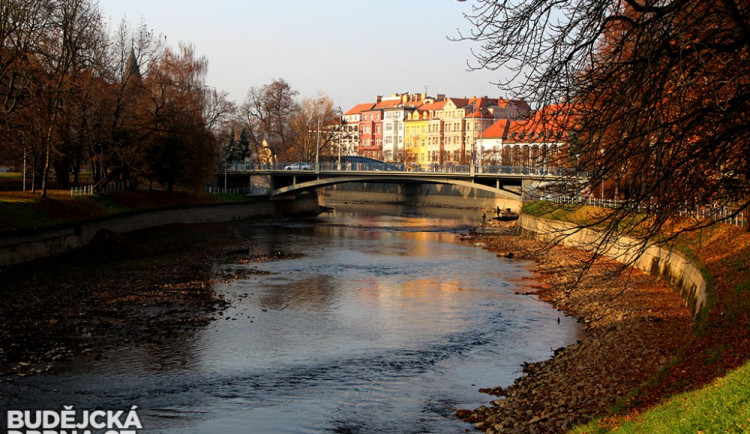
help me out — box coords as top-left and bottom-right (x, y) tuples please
(457, 220), (693, 433)
(0, 222), (253, 379)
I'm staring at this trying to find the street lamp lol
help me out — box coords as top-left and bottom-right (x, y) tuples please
(337, 106), (342, 170)
(315, 98), (324, 173)
(316, 116), (321, 172)
(22, 147), (27, 192)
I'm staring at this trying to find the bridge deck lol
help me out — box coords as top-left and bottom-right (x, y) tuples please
(221, 162), (576, 198)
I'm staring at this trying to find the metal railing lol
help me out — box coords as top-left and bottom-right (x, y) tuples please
(224, 161), (576, 176)
(70, 181), (130, 197)
(542, 195), (747, 227)
(70, 185), (95, 196)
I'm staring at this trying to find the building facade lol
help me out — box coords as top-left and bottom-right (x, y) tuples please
(359, 104), (383, 160)
(343, 93), (534, 166)
(478, 104), (575, 170)
(342, 103), (373, 156)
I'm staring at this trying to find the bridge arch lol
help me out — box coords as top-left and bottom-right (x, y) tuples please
(271, 175), (521, 200)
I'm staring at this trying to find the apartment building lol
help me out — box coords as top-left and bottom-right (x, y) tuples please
(342, 103), (374, 156)
(344, 92), (532, 165)
(478, 103), (574, 169)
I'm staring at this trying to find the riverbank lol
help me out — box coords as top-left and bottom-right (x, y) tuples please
(458, 217), (749, 433)
(0, 221), (269, 378)
(457, 221), (695, 433)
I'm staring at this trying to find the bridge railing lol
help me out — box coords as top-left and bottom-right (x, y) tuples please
(225, 161), (577, 176)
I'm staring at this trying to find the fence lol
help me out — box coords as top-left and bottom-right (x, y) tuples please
(70, 185), (95, 197)
(224, 161), (576, 176)
(543, 195), (747, 227)
(205, 186), (253, 195)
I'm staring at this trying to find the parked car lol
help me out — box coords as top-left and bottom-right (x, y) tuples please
(284, 162), (312, 170)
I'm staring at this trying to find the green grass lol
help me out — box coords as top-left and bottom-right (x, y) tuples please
(574, 361), (750, 433)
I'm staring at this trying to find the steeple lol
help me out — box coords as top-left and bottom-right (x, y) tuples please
(123, 48), (141, 85)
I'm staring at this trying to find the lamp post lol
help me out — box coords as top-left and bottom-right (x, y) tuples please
(22, 147), (27, 192)
(337, 106), (342, 170)
(315, 98), (324, 173)
(315, 115), (321, 173)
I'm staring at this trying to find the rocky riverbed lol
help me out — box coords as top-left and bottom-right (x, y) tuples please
(457, 221), (694, 433)
(0, 223), (249, 379)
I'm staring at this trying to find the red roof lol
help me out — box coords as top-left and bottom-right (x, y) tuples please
(418, 100), (447, 112)
(344, 103), (375, 116)
(502, 104), (577, 143)
(375, 99), (402, 109)
(482, 119), (511, 139)
(465, 107), (493, 119)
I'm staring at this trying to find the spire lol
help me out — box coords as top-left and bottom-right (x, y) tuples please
(123, 48), (141, 84)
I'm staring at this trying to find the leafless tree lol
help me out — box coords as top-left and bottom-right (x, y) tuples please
(33, 0), (105, 196)
(288, 94), (337, 163)
(202, 86), (235, 133)
(459, 0), (750, 254)
(0, 0), (53, 181)
(240, 78), (299, 164)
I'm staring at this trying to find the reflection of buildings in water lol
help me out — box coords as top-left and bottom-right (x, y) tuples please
(352, 275), (467, 335)
(325, 202), (481, 227)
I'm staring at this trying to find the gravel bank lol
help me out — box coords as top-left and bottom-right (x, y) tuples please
(457, 221), (693, 433)
(0, 223), (243, 378)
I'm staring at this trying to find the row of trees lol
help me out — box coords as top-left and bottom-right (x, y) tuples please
(461, 0), (749, 237)
(0, 0), (340, 197)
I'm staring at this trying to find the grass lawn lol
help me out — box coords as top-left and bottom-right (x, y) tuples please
(0, 173), (252, 233)
(575, 360), (750, 433)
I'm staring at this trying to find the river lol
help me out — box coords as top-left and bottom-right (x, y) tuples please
(2, 204), (581, 433)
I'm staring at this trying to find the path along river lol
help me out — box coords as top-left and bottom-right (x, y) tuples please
(3, 204), (581, 433)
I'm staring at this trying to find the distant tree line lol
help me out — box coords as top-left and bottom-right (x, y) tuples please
(0, 0), (342, 197)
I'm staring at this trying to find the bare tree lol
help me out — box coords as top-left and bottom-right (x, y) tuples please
(202, 86), (235, 133)
(288, 94), (337, 163)
(0, 0), (53, 183)
(240, 78), (299, 164)
(33, 0), (105, 197)
(98, 19), (164, 188)
(459, 0), (750, 252)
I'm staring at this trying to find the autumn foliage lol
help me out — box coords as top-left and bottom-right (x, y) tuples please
(462, 0), (749, 237)
(0, 0), (224, 198)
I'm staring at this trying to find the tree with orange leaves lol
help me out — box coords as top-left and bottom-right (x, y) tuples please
(460, 0), (750, 246)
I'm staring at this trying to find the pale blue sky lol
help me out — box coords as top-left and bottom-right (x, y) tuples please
(98, 0), (511, 110)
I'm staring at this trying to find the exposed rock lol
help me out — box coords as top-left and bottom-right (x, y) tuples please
(457, 225), (693, 432)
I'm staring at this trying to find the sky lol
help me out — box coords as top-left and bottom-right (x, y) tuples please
(97, 0), (512, 111)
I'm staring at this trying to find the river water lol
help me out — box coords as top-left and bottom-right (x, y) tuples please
(2, 204), (580, 433)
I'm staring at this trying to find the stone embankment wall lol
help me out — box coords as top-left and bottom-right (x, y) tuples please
(519, 214), (708, 317)
(0, 195), (319, 267)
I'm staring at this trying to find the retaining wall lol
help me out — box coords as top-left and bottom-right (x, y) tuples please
(0, 195), (319, 267)
(519, 214), (708, 317)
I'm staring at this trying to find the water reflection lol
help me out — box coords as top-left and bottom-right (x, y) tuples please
(1, 204), (580, 433)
